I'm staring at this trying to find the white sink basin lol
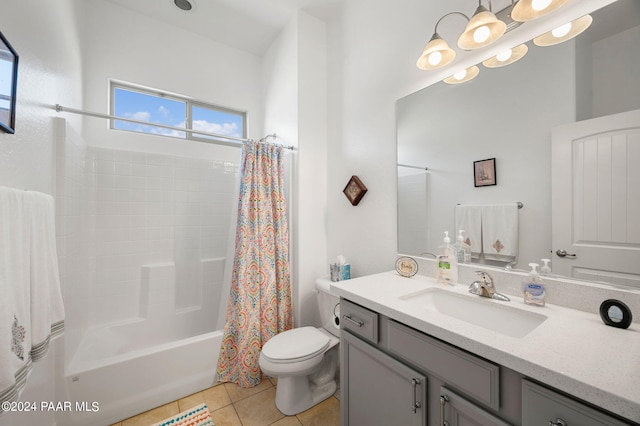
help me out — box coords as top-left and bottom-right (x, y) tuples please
(399, 288), (547, 338)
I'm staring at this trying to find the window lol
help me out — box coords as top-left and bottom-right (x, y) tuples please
(110, 82), (246, 143)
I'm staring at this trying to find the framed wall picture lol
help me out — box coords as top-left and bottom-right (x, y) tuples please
(343, 175), (368, 206)
(0, 30), (19, 134)
(474, 158), (496, 187)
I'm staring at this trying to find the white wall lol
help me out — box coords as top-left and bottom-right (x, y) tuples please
(262, 11), (328, 327)
(0, 1), (83, 425)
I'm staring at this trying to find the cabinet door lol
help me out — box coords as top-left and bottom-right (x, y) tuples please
(440, 387), (511, 426)
(341, 330), (427, 426)
(522, 380), (632, 426)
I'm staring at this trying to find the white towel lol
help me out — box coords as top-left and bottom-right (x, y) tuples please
(455, 205), (482, 259)
(0, 188), (65, 409)
(0, 187), (32, 406)
(25, 191), (65, 361)
(481, 204), (518, 263)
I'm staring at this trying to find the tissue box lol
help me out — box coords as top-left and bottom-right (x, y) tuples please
(340, 264), (350, 280)
(330, 264), (351, 281)
(330, 264), (340, 282)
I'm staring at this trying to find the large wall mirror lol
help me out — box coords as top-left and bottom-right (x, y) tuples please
(397, 0), (640, 289)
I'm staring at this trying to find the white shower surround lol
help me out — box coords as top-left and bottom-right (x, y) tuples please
(55, 119), (238, 424)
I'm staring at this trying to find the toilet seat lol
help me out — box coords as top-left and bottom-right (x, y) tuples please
(261, 327), (330, 364)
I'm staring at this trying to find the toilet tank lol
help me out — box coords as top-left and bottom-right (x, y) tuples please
(315, 277), (341, 337)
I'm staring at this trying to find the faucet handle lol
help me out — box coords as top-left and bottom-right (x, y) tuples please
(474, 271), (493, 284)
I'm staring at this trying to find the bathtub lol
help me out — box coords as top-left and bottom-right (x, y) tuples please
(57, 318), (223, 426)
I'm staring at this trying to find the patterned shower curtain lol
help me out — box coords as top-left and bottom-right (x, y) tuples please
(216, 141), (293, 388)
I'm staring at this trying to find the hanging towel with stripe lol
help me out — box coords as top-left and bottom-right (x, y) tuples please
(0, 187), (65, 410)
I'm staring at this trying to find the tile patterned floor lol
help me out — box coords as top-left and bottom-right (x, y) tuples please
(110, 378), (340, 426)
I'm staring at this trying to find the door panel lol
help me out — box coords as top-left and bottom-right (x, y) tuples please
(552, 109), (640, 287)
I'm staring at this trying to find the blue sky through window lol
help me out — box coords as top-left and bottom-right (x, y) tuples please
(192, 105), (242, 140)
(113, 88), (186, 137)
(112, 86), (245, 141)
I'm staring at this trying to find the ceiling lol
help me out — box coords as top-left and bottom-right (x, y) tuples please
(105, 0), (343, 55)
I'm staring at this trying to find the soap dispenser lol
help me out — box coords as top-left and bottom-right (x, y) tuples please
(522, 263), (545, 306)
(437, 231), (457, 285)
(540, 259), (552, 275)
(454, 230), (472, 264)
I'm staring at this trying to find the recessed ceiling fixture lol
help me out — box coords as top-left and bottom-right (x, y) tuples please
(174, 0), (194, 12)
(511, 0), (570, 22)
(533, 14), (593, 46)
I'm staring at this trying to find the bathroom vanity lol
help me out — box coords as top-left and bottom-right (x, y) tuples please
(331, 271), (640, 425)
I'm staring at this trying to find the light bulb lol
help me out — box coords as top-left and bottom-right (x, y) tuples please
(496, 49), (513, 62)
(454, 69), (467, 80)
(473, 26), (490, 43)
(531, 0), (552, 11)
(428, 51), (442, 66)
(552, 22), (572, 38)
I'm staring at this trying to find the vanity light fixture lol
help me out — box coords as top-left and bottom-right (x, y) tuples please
(417, 1), (513, 70)
(533, 14), (593, 47)
(458, 1), (507, 50)
(416, 12), (469, 70)
(482, 43), (528, 68)
(511, 0), (569, 22)
(443, 65), (480, 84)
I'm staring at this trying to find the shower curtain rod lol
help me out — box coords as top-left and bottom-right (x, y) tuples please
(54, 104), (295, 150)
(398, 163), (428, 171)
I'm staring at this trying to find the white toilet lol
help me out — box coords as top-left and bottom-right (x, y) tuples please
(259, 277), (340, 415)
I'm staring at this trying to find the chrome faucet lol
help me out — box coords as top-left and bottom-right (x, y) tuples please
(469, 271), (510, 301)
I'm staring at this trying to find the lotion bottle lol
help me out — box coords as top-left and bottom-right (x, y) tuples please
(522, 263), (545, 306)
(437, 231), (457, 285)
(454, 230), (472, 264)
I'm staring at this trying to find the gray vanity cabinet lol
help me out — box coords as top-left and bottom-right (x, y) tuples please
(341, 329), (427, 425)
(340, 298), (515, 425)
(339, 297), (636, 426)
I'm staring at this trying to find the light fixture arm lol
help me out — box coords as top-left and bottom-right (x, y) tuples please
(433, 11), (470, 34)
(482, 0), (495, 13)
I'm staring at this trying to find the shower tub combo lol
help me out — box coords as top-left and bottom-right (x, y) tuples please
(55, 119), (238, 425)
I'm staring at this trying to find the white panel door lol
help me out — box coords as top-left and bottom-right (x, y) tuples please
(552, 109), (640, 287)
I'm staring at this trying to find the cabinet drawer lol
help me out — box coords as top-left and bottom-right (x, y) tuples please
(340, 298), (379, 343)
(387, 320), (500, 411)
(440, 386), (511, 426)
(522, 380), (631, 426)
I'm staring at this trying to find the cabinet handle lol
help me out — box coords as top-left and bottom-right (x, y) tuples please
(342, 314), (364, 327)
(439, 394), (450, 426)
(549, 419), (568, 426)
(411, 378), (421, 414)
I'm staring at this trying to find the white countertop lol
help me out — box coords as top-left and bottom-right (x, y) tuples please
(330, 271), (640, 423)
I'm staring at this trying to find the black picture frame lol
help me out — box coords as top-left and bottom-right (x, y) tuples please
(473, 158), (496, 187)
(0, 30), (19, 134)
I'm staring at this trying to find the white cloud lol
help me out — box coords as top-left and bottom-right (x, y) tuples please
(157, 105), (170, 117)
(123, 111), (151, 122)
(192, 120), (240, 137)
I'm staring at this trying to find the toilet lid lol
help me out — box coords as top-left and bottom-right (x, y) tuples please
(262, 327), (330, 362)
